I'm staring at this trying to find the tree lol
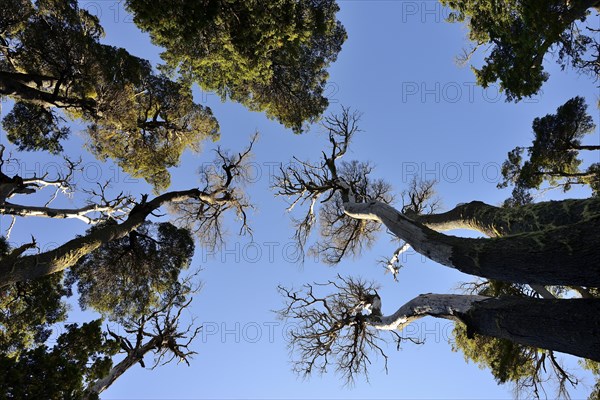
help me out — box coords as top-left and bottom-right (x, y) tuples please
(0, 138), (255, 288)
(278, 278), (600, 383)
(1, 0), (344, 190)
(0, 139), (216, 395)
(0, 0), (220, 191)
(0, 276), (201, 399)
(274, 108), (600, 397)
(500, 96), (600, 199)
(451, 280), (588, 399)
(125, 0), (346, 133)
(65, 221), (194, 321)
(0, 319), (119, 399)
(83, 276), (202, 399)
(0, 0), (344, 395)
(0, 237), (69, 358)
(274, 108), (600, 287)
(0, 134), (255, 396)
(441, 0), (600, 100)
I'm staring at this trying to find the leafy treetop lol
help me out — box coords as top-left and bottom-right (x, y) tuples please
(442, 0), (600, 101)
(126, 0), (347, 133)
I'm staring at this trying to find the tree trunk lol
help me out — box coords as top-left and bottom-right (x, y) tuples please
(0, 201), (115, 223)
(84, 337), (160, 398)
(0, 71), (95, 111)
(370, 294), (600, 362)
(0, 188), (215, 288)
(344, 200), (600, 286)
(411, 197), (600, 237)
(460, 297), (600, 362)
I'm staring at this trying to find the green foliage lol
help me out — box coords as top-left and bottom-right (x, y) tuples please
(66, 221), (195, 321)
(2, 102), (69, 154)
(0, 0), (218, 191)
(0, 320), (119, 399)
(0, 238), (69, 357)
(453, 280), (588, 398)
(0, 274), (69, 358)
(126, 0), (346, 133)
(87, 73), (219, 192)
(500, 97), (599, 198)
(441, 0), (599, 100)
(452, 322), (538, 384)
(582, 359), (600, 375)
(582, 360), (600, 400)
(589, 380), (600, 400)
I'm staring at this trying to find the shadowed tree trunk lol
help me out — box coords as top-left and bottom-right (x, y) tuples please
(343, 200), (600, 287)
(371, 294), (600, 362)
(0, 188), (230, 288)
(410, 197), (600, 237)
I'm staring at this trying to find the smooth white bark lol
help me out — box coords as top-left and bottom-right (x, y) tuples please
(343, 200), (455, 268)
(370, 294), (488, 330)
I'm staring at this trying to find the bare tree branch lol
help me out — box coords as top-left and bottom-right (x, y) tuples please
(84, 273), (202, 398)
(0, 139), (256, 287)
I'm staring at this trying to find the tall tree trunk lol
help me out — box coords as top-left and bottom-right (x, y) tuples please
(370, 294), (600, 362)
(84, 337), (160, 398)
(411, 197), (600, 237)
(344, 200), (600, 286)
(0, 188), (217, 288)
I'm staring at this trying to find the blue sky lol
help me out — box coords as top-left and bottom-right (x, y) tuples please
(2, 1), (599, 399)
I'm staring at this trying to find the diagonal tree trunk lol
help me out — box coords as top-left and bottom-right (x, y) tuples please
(83, 337), (160, 399)
(344, 200), (600, 287)
(0, 188), (224, 288)
(410, 197), (600, 237)
(0, 202), (117, 223)
(370, 294), (600, 362)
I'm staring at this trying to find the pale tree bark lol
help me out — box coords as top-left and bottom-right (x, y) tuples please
(0, 202), (121, 223)
(83, 287), (200, 399)
(276, 109), (600, 287)
(408, 198), (600, 296)
(369, 294), (600, 362)
(343, 200), (600, 287)
(85, 337), (160, 398)
(0, 188), (230, 288)
(0, 153), (130, 224)
(409, 197), (600, 237)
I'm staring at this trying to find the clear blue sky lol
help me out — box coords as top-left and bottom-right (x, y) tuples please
(2, 1), (599, 399)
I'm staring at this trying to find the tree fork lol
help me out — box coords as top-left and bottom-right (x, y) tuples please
(344, 200), (600, 286)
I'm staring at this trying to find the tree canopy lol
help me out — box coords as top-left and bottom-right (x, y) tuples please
(499, 96), (600, 200)
(1, 1), (600, 398)
(441, 0), (600, 100)
(125, 0), (346, 133)
(0, 0), (220, 191)
(1, 0), (344, 190)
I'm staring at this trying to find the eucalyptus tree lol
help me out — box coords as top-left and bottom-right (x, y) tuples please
(440, 0), (600, 100)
